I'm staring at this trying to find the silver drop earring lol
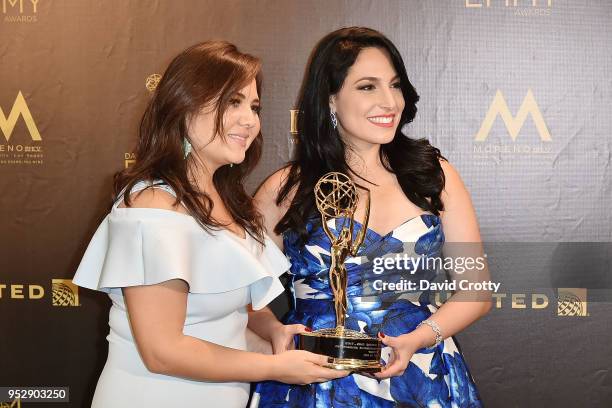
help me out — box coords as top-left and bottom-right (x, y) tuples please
(330, 111), (338, 129)
(183, 138), (192, 158)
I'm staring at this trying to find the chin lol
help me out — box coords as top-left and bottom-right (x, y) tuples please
(362, 132), (396, 145)
(380, 133), (396, 144)
(228, 153), (246, 165)
(350, 125), (398, 146)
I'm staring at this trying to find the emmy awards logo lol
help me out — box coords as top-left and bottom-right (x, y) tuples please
(298, 172), (382, 372)
(2, 0), (39, 23)
(51, 279), (79, 307)
(145, 74), (161, 93)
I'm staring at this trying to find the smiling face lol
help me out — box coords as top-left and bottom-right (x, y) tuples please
(330, 47), (405, 151)
(187, 79), (261, 170)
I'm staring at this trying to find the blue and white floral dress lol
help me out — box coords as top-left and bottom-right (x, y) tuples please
(252, 214), (483, 407)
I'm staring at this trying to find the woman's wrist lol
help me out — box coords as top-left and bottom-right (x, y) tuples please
(248, 309), (283, 342)
(408, 324), (439, 349)
(262, 319), (284, 342)
(263, 353), (281, 381)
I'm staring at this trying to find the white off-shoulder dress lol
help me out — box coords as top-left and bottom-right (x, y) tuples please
(72, 180), (289, 408)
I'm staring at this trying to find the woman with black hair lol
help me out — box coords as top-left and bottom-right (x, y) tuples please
(252, 27), (491, 407)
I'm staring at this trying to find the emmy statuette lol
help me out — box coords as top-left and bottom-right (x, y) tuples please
(297, 172), (382, 373)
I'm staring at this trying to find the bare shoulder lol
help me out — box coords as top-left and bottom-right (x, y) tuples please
(439, 158), (469, 201)
(255, 165), (294, 208)
(437, 157), (475, 217)
(437, 158), (481, 241)
(118, 187), (186, 214)
(439, 158), (462, 186)
(254, 166), (295, 245)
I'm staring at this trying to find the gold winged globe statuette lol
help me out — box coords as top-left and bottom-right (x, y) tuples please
(298, 172), (382, 372)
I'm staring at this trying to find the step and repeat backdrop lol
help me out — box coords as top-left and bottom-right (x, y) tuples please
(1, 1), (611, 407)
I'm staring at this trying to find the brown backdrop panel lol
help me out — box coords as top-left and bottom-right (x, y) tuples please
(1, 1), (610, 407)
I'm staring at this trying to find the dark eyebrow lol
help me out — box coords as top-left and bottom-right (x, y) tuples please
(353, 74), (400, 85)
(353, 76), (379, 84)
(235, 92), (260, 104)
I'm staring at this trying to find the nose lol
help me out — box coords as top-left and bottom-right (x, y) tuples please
(238, 105), (258, 129)
(378, 87), (397, 111)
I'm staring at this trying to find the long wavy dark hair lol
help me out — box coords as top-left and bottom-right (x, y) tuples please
(113, 40), (264, 242)
(275, 27), (446, 242)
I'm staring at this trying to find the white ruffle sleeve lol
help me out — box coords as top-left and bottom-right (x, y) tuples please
(72, 208), (290, 310)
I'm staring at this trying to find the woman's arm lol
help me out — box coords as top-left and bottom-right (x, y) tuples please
(376, 159), (492, 378)
(124, 279), (344, 383)
(124, 279), (271, 381)
(253, 166), (293, 250)
(120, 187), (347, 384)
(247, 305), (309, 354)
(411, 159), (492, 344)
(248, 167), (300, 349)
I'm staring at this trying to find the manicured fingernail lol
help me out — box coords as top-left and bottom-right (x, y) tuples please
(379, 332), (385, 338)
(305, 327), (313, 332)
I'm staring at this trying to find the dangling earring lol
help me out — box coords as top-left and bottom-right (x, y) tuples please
(330, 111), (338, 129)
(183, 138), (192, 158)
